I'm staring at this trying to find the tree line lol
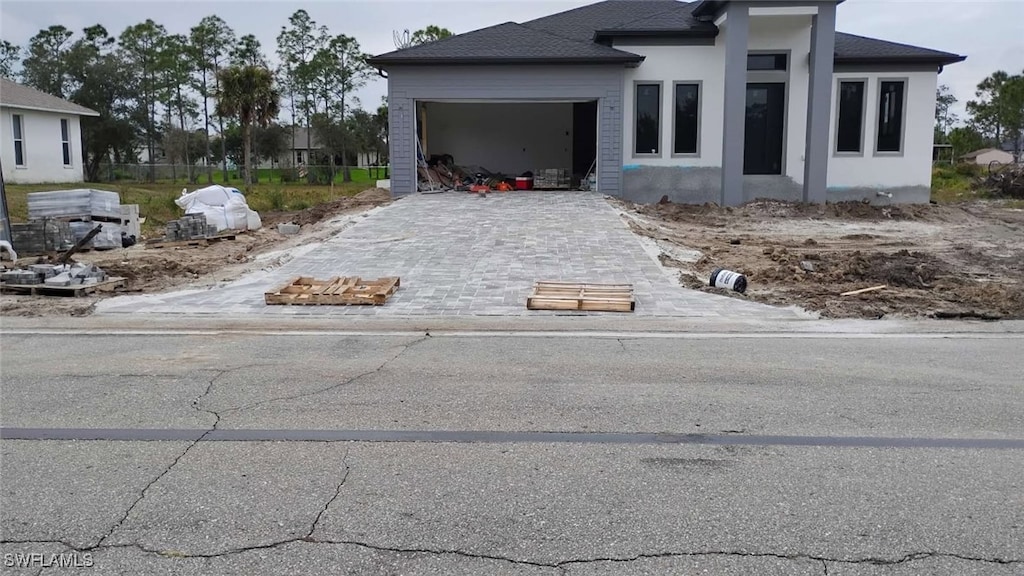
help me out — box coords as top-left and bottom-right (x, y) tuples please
(0, 14), (450, 187)
(935, 70), (1024, 161)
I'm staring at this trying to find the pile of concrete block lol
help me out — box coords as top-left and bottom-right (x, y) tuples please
(164, 213), (218, 242)
(0, 262), (108, 287)
(14, 189), (129, 255)
(10, 220), (75, 254)
(27, 189), (122, 220)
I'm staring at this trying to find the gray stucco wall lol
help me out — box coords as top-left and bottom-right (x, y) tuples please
(385, 65), (626, 196)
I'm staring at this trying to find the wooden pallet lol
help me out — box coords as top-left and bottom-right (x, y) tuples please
(0, 276), (126, 297)
(527, 281), (635, 312)
(145, 233), (238, 249)
(265, 276), (401, 306)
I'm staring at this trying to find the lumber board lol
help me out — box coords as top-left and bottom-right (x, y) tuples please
(265, 276), (400, 306)
(0, 277), (126, 297)
(840, 284), (887, 296)
(527, 281), (635, 312)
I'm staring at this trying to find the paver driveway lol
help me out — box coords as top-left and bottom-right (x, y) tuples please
(96, 191), (803, 318)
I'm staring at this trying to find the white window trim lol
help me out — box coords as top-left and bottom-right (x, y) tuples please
(873, 77), (909, 157)
(60, 117), (74, 168)
(12, 113), (26, 168)
(834, 78), (868, 157)
(671, 81), (703, 158)
(632, 80), (664, 158)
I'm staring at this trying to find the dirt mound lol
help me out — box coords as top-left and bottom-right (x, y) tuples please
(638, 199), (947, 225)
(262, 188), (392, 227)
(355, 187), (391, 202)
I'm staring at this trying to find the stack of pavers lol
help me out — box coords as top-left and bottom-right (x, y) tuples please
(163, 213), (218, 242)
(0, 262), (107, 287)
(22, 189), (126, 252)
(532, 168), (571, 190)
(10, 220), (75, 254)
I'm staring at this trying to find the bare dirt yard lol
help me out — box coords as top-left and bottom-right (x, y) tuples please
(0, 188), (391, 317)
(617, 198), (1024, 320)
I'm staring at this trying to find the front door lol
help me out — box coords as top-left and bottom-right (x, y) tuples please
(744, 83), (786, 175)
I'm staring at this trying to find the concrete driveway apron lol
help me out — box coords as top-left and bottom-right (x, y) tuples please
(96, 191), (803, 318)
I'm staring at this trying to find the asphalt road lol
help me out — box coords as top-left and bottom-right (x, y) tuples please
(1, 330), (1022, 575)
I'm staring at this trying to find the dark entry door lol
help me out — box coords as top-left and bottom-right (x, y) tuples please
(744, 83), (785, 175)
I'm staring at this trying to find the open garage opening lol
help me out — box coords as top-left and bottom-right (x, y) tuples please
(415, 100), (599, 192)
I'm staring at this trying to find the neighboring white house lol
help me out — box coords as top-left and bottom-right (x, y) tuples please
(368, 0), (966, 205)
(961, 148), (1015, 167)
(0, 78), (100, 184)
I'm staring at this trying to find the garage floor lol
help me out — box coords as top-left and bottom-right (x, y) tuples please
(96, 191), (803, 318)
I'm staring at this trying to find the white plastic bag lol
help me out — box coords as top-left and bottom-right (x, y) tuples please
(175, 185), (262, 231)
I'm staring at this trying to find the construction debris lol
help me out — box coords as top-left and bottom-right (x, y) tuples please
(841, 285), (887, 296)
(265, 276), (400, 306)
(1, 260), (125, 296)
(527, 281), (635, 312)
(975, 163), (1024, 199)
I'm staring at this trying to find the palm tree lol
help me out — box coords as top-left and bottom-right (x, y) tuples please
(215, 65), (280, 189)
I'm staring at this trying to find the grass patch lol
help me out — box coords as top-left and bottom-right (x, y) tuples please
(931, 164), (983, 203)
(4, 180), (371, 236)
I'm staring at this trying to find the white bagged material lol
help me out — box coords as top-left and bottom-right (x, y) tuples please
(174, 185), (262, 231)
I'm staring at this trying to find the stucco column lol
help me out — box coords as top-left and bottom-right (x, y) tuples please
(720, 1), (750, 207)
(803, 2), (837, 203)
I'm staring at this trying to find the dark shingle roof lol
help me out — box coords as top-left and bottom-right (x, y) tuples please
(834, 33), (966, 66)
(367, 22), (644, 66)
(0, 78), (100, 116)
(523, 0), (696, 43)
(369, 0), (965, 68)
(594, 1), (717, 39)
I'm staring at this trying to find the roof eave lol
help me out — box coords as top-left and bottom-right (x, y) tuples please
(593, 29), (719, 41)
(0, 102), (101, 117)
(367, 56), (645, 67)
(834, 54), (967, 67)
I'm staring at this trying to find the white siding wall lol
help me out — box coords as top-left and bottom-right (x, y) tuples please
(618, 14), (812, 182)
(827, 71), (938, 189)
(424, 102), (573, 175)
(1, 108), (85, 184)
(619, 41), (725, 167)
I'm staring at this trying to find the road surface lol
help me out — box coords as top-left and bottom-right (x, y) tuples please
(1, 329), (1022, 575)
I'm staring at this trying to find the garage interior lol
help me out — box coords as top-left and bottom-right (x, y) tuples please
(415, 100), (598, 192)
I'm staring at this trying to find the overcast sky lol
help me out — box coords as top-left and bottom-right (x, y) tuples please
(2, 0), (1022, 123)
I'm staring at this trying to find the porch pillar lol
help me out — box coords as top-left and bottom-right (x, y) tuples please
(720, 1), (750, 207)
(803, 2), (837, 203)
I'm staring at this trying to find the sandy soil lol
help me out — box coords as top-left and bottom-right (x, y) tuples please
(616, 198), (1024, 320)
(0, 188), (392, 317)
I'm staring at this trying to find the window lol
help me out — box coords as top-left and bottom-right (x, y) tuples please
(836, 81), (865, 153)
(12, 114), (25, 166)
(634, 83), (661, 155)
(876, 80), (906, 153)
(747, 53), (787, 71)
(673, 83), (700, 155)
(296, 151), (303, 164)
(60, 118), (72, 166)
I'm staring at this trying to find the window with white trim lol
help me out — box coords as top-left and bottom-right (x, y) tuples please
(60, 118), (72, 166)
(12, 113), (25, 166)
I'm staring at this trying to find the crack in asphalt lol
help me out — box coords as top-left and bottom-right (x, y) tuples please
(92, 366), (227, 548)
(214, 336), (430, 415)
(616, 338), (628, 353)
(306, 449), (351, 540)
(2, 537), (1020, 569)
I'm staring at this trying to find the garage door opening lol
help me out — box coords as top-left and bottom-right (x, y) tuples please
(414, 100), (598, 192)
